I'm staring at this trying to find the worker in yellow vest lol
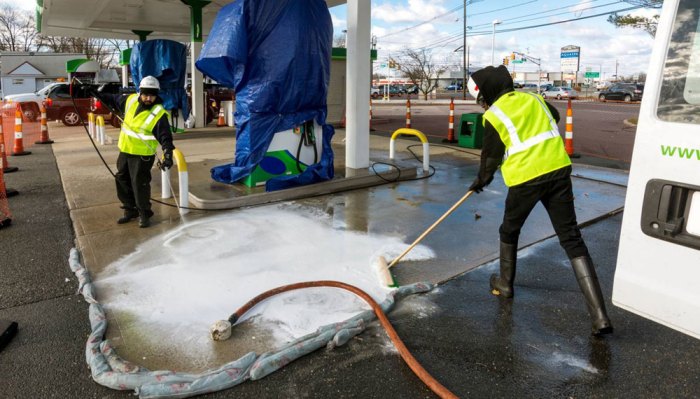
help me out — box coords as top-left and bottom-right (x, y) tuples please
(467, 66), (612, 336)
(112, 76), (175, 228)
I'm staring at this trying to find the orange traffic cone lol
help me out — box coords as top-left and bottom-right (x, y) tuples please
(12, 104), (31, 156)
(564, 99), (579, 158)
(443, 98), (457, 143)
(0, 166), (13, 228)
(0, 114), (18, 173)
(36, 103), (53, 144)
(405, 99), (411, 129)
(216, 106), (226, 127)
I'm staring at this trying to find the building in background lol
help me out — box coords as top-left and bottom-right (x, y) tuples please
(0, 52), (86, 97)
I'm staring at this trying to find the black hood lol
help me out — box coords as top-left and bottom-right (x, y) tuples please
(471, 65), (514, 106)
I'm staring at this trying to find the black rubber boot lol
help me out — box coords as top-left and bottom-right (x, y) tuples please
(571, 256), (614, 336)
(117, 208), (139, 224)
(490, 241), (517, 298)
(139, 209), (154, 228)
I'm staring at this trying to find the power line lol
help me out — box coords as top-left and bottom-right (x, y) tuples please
(412, 3), (641, 52)
(395, 0), (618, 49)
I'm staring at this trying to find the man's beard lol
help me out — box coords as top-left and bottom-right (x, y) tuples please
(139, 97), (155, 107)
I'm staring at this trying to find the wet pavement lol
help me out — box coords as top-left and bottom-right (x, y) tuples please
(1, 122), (699, 398)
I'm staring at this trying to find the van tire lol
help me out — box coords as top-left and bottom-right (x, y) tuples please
(61, 109), (81, 126)
(624, 94), (632, 102)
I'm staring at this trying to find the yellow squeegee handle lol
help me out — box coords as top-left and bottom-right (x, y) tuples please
(387, 190), (475, 269)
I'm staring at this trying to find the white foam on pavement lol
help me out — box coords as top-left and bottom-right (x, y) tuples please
(94, 204), (435, 361)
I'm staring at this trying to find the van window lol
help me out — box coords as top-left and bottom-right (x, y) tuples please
(657, 0), (700, 124)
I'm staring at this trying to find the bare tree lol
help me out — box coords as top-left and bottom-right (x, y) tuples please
(36, 36), (121, 68)
(391, 48), (446, 100)
(333, 31), (347, 48)
(0, 4), (36, 51)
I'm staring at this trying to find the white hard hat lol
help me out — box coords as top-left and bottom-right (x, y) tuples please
(139, 76), (160, 91)
(467, 76), (479, 100)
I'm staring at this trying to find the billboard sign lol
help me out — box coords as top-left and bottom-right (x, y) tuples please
(560, 45), (580, 73)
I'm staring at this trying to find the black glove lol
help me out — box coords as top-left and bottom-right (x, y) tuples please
(469, 176), (487, 193)
(469, 173), (494, 194)
(161, 150), (174, 171)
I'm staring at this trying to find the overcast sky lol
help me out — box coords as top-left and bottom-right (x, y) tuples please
(9, 0), (659, 80)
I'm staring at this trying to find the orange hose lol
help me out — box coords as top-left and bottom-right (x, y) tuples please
(228, 280), (458, 399)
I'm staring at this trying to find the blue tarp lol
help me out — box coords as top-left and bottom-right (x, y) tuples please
(195, 0), (335, 191)
(131, 40), (190, 119)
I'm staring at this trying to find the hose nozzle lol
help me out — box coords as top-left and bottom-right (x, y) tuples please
(210, 320), (232, 341)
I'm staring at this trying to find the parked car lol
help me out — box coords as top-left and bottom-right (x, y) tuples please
(376, 85), (403, 97)
(405, 85), (419, 95)
(541, 86), (579, 100)
(538, 83), (554, 94)
(370, 86), (380, 98)
(598, 83), (644, 102)
(44, 82), (119, 126)
(3, 82), (65, 122)
(444, 83), (463, 91)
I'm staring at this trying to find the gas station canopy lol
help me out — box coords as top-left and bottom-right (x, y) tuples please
(37, 0), (347, 41)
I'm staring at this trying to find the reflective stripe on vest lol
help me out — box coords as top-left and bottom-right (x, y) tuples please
(118, 93), (167, 156)
(484, 91), (571, 187)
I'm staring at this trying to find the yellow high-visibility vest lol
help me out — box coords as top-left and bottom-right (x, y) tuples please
(118, 93), (169, 156)
(483, 91), (571, 186)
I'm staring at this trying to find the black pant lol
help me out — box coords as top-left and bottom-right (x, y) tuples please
(115, 152), (155, 215)
(499, 176), (589, 259)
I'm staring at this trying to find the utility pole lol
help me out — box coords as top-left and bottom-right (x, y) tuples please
(462, 0), (467, 99)
(615, 59), (619, 81)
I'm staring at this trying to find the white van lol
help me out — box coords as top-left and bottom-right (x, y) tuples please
(613, 0), (700, 340)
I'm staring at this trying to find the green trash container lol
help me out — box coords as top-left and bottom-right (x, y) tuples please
(457, 113), (484, 149)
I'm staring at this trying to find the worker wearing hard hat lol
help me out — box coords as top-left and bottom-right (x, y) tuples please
(111, 76), (175, 228)
(467, 65), (612, 336)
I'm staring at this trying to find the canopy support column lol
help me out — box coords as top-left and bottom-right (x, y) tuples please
(345, 0), (372, 169)
(182, 0), (211, 128)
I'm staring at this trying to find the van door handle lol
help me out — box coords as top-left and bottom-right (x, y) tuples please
(641, 179), (700, 250)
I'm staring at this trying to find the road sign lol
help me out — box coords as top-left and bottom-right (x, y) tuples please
(585, 72), (600, 78)
(512, 60), (524, 64)
(560, 45), (580, 73)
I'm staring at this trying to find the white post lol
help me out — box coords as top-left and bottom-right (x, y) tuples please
(161, 168), (172, 199)
(422, 142), (430, 172)
(191, 41), (204, 128)
(88, 113), (95, 139)
(345, 0), (372, 170)
(179, 171), (189, 215)
(99, 124), (105, 145)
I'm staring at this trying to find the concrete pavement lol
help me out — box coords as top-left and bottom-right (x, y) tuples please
(1, 120), (699, 398)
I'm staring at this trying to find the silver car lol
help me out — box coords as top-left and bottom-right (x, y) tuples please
(541, 86), (579, 100)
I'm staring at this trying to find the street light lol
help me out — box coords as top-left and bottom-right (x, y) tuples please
(462, 0), (467, 99)
(491, 19), (502, 66)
